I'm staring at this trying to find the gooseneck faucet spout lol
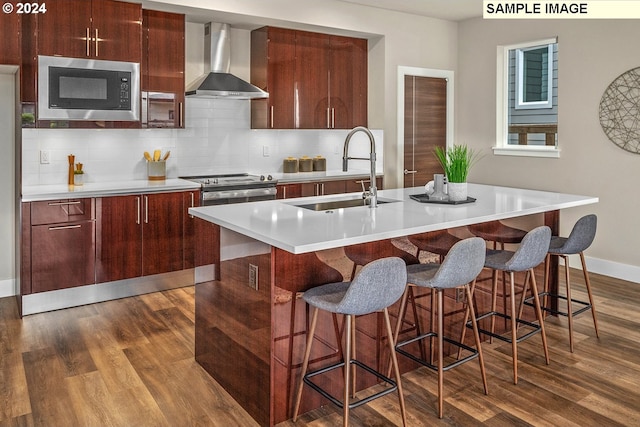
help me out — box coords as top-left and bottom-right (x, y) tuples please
(342, 126), (377, 208)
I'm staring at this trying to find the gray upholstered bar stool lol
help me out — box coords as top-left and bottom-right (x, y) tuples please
(463, 225), (551, 385)
(523, 214), (599, 352)
(292, 257), (408, 427)
(393, 237), (488, 418)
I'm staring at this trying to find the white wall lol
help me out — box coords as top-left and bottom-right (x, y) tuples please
(0, 71), (16, 297)
(22, 98), (382, 184)
(457, 18), (640, 283)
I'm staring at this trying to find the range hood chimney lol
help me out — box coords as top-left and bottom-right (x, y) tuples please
(185, 22), (268, 99)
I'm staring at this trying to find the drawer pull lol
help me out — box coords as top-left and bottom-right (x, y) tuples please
(48, 224), (82, 231)
(47, 201), (81, 206)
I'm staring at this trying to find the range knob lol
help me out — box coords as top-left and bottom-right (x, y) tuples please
(260, 175), (266, 181)
(267, 174), (273, 181)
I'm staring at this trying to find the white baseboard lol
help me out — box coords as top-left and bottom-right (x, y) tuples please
(568, 256), (640, 284)
(0, 278), (16, 298)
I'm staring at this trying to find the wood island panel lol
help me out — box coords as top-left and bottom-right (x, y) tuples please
(195, 211), (566, 426)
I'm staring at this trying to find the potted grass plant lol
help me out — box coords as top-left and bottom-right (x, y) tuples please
(434, 144), (479, 201)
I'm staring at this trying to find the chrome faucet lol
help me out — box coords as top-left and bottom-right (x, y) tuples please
(343, 126), (377, 208)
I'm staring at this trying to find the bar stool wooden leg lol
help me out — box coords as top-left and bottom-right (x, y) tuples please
(383, 307), (408, 426)
(466, 283), (489, 395)
(580, 252), (600, 337)
(293, 307), (319, 422)
(509, 271), (519, 384)
(562, 254), (576, 352)
(529, 269), (550, 365)
(343, 314), (352, 427)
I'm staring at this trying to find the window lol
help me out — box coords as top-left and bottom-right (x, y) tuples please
(494, 37), (559, 158)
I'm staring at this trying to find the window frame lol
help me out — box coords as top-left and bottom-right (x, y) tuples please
(494, 37), (560, 158)
(515, 44), (554, 110)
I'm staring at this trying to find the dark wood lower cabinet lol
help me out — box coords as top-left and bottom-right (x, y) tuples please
(30, 220), (96, 293)
(277, 177), (383, 199)
(95, 195), (143, 282)
(96, 192), (185, 283)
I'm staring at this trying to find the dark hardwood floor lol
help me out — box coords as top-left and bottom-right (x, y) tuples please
(1, 269), (639, 426)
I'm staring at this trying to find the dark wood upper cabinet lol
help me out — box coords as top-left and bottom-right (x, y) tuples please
(251, 27), (296, 129)
(329, 35), (368, 129)
(142, 9), (185, 128)
(37, 0), (141, 62)
(295, 31), (331, 129)
(0, 12), (21, 65)
(251, 27), (367, 130)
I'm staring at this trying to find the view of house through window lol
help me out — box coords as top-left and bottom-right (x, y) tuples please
(510, 40), (557, 146)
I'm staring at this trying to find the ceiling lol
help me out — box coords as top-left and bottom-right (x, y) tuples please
(336, 0), (483, 21)
(144, 0), (483, 26)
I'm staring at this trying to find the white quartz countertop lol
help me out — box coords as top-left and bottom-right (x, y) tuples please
(189, 183), (599, 254)
(22, 179), (201, 202)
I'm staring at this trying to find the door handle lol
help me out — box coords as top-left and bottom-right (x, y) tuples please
(95, 28), (99, 56)
(404, 169), (418, 175)
(86, 27), (90, 56)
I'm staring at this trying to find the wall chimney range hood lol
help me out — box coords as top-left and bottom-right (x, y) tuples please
(185, 22), (268, 99)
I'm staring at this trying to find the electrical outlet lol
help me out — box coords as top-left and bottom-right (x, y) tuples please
(455, 287), (466, 304)
(262, 145), (270, 157)
(40, 150), (50, 164)
(249, 264), (259, 290)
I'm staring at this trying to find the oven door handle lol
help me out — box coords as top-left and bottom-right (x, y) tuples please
(202, 187), (277, 201)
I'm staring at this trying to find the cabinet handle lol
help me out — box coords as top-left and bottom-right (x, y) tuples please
(270, 105), (274, 129)
(48, 224), (82, 231)
(95, 28), (99, 57)
(331, 108), (335, 129)
(178, 102), (184, 128)
(320, 183), (325, 195)
(404, 169), (418, 175)
(86, 27), (90, 56)
(282, 186), (286, 199)
(47, 201), (81, 206)
(136, 196), (141, 225)
(189, 192), (194, 218)
(326, 108), (330, 129)
(144, 195), (149, 224)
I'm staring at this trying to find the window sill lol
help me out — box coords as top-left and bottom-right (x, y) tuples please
(492, 146), (560, 158)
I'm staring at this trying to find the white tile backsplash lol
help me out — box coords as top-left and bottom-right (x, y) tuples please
(22, 97), (383, 185)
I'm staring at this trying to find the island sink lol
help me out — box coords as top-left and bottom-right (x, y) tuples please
(294, 196), (398, 211)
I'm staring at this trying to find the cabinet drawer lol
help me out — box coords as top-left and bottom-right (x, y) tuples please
(31, 199), (95, 225)
(30, 220), (96, 293)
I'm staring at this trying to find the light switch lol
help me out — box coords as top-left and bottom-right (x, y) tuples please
(263, 145), (270, 157)
(40, 150), (50, 164)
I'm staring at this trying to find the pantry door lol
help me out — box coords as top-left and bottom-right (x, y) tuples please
(401, 69), (452, 188)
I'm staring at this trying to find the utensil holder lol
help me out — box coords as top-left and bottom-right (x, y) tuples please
(147, 160), (166, 180)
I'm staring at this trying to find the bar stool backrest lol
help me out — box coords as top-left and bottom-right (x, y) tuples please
(429, 237), (486, 289)
(336, 257), (407, 315)
(560, 214), (597, 254)
(504, 226), (551, 272)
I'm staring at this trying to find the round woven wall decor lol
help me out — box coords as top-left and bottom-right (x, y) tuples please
(599, 67), (640, 154)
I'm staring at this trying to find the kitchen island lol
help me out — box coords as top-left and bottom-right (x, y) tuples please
(188, 183), (598, 426)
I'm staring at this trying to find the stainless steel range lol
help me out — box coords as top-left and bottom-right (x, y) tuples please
(180, 173), (278, 206)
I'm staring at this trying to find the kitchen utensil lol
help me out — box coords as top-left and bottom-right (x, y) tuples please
(299, 156), (313, 172)
(163, 151), (171, 161)
(144, 151), (152, 161)
(153, 150), (161, 161)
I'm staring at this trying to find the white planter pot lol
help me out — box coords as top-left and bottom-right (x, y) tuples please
(447, 182), (467, 202)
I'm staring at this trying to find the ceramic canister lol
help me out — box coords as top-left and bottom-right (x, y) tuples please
(283, 157), (299, 173)
(313, 155), (326, 171)
(299, 156), (313, 172)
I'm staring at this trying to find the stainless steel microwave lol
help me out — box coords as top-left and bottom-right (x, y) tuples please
(38, 55), (140, 121)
